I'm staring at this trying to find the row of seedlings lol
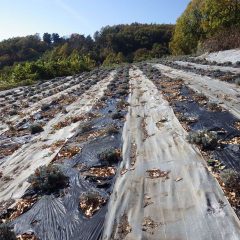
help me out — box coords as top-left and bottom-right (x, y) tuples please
(155, 59), (240, 85)
(0, 68), (113, 184)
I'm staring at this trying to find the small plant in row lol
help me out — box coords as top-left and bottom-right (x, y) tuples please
(98, 148), (122, 164)
(28, 165), (69, 195)
(29, 123), (44, 134)
(187, 130), (218, 150)
(107, 125), (119, 135)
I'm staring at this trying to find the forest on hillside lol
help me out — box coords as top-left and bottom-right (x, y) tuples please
(0, 23), (173, 89)
(0, 0), (240, 90)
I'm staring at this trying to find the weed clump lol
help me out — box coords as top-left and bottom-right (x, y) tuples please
(107, 125), (119, 135)
(29, 123), (44, 134)
(187, 130), (218, 149)
(220, 169), (240, 213)
(112, 112), (124, 120)
(9, 110), (18, 116)
(116, 99), (129, 110)
(0, 224), (16, 240)
(28, 165), (69, 194)
(41, 104), (50, 111)
(207, 102), (222, 112)
(98, 149), (121, 164)
(80, 123), (92, 134)
(221, 169), (240, 191)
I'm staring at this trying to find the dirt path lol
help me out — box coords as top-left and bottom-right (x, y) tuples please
(154, 64), (240, 119)
(102, 67), (240, 240)
(0, 71), (116, 202)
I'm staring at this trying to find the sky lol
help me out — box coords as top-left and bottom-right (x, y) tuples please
(0, 0), (190, 40)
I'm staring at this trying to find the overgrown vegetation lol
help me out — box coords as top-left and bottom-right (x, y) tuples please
(170, 0), (240, 54)
(28, 165), (69, 194)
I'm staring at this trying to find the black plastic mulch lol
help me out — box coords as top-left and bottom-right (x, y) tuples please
(140, 64), (240, 172)
(10, 66), (130, 240)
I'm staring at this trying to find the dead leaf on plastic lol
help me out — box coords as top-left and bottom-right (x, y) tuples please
(79, 192), (106, 218)
(120, 168), (128, 175)
(9, 198), (37, 221)
(144, 195), (153, 208)
(142, 217), (160, 233)
(116, 214), (132, 238)
(17, 233), (38, 240)
(146, 169), (170, 180)
(84, 166), (116, 178)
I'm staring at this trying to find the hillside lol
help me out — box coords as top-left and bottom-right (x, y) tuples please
(0, 24), (174, 90)
(0, 50), (240, 239)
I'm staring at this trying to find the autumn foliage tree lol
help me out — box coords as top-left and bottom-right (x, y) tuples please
(170, 0), (240, 55)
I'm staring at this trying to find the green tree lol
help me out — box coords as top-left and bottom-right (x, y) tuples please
(43, 33), (52, 44)
(102, 52), (126, 66)
(133, 48), (150, 62)
(170, 0), (240, 55)
(52, 33), (61, 44)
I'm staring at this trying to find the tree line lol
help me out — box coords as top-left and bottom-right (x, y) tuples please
(0, 23), (174, 89)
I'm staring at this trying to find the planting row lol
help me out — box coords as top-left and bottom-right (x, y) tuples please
(0, 66), (130, 240)
(140, 63), (240, 217)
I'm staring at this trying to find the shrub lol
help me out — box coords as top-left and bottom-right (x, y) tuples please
(187, 130), (218, 149)
(98, 149), (121, 164)
(28, 165), (69, 194)
(201, 27), (240, 52)
(221, 169), (240, 196)
(112, 112), (124, 120)
(0, 224), (16, 240)
(29, 123), (44, 134)
(41, 104), (50, 111)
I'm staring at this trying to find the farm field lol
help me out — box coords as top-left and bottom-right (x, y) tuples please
(0, 52), (240, 239)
